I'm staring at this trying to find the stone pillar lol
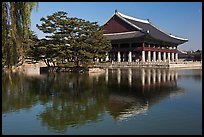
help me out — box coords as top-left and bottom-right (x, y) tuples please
(148, 51), (151, 62)
(153, 51), (156, 62)
(171, 52), (175, 62)
(117, 51), (121, 62)
(128, 51), (132, 62)
(158, 52), (161, 62)
(163, 52), (166, 62)
(105, 52), (109, 61)
(167, 52), (171, 63)
(142, 51), (145, 62)
(175, 53), (178, 62)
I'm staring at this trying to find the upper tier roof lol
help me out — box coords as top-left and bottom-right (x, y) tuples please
(104, 11), (188, 45)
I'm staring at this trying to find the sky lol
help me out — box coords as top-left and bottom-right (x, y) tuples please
(31, 2), (202, 51)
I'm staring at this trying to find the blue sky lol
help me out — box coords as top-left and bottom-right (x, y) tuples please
(31, 2), (202, 51)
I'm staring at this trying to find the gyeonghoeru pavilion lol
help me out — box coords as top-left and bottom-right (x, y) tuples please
(99, 10), (189, 67)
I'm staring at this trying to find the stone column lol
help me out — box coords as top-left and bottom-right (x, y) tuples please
(117, 51), (121, 62)
(171, 52), (175, 62)
(167, 52), (171, 63)
(158, 52), (161, 62)
(105, 52), (109, 61)
(128, 51), (132, 62)
(153, 51), (156, 62)
(142, 51), (145, 62)
(163, 52), (166, 62)
(175, 53), (178, 62)
(148, 51), (151, 62)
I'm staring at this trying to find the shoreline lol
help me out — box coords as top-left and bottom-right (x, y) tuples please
(2, 61), (202, 75)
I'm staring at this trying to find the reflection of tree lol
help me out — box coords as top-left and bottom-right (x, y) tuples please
(2, 68), (196, 133)
(36, 74), (110, 133)
(2, 73), (38, 113)
(2, 72), (110, 133)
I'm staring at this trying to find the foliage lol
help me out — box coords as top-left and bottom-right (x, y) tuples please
(2, 2), (38, 69)
(30, 11), (111, 67)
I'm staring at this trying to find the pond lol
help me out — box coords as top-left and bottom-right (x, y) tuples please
(2, 68), (202, 135)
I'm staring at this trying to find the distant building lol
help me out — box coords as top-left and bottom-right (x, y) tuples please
(178, 49), (202, 61)
(103, 11), (188, 63)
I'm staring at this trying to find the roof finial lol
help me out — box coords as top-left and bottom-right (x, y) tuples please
(115, 9), (118, 13)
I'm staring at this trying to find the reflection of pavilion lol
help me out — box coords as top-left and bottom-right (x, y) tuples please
(104, 68), (182, 121)
(105, 68), (178, 88)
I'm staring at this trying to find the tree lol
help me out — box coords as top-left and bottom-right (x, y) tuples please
(2, 2), (38, 69)
(34, 11), (111, 68)
(28, 38), (61, 67)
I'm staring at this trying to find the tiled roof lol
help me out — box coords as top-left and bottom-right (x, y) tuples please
(104, 11), (188, 45)
(103, 31), (144, 40)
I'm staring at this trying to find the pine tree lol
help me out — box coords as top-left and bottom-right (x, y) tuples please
(34, 11), (111, 68)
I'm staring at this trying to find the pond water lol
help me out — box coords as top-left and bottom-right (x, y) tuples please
(2, 68), (202, 135)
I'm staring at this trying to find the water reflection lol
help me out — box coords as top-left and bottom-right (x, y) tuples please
(105, 68), (182, 121)
(2, 68), (195, 133)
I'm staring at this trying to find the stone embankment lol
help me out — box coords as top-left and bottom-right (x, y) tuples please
(3, 61), (201, 75)
(94, 61), (202, 69)
(169, 61), (202, 68)
(3, 61), (47, 75)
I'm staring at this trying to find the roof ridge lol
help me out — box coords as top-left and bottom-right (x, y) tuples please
(103, 11), (143, 31)
(117, 11), (150, 24)
(115, 12), (143, 30)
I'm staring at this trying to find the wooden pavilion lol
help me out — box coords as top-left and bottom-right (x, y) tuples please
(102, 10), (188, 63)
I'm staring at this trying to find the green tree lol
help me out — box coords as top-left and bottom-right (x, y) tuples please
(2, 2), (38, 69)
(34, 11), (111, 68)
